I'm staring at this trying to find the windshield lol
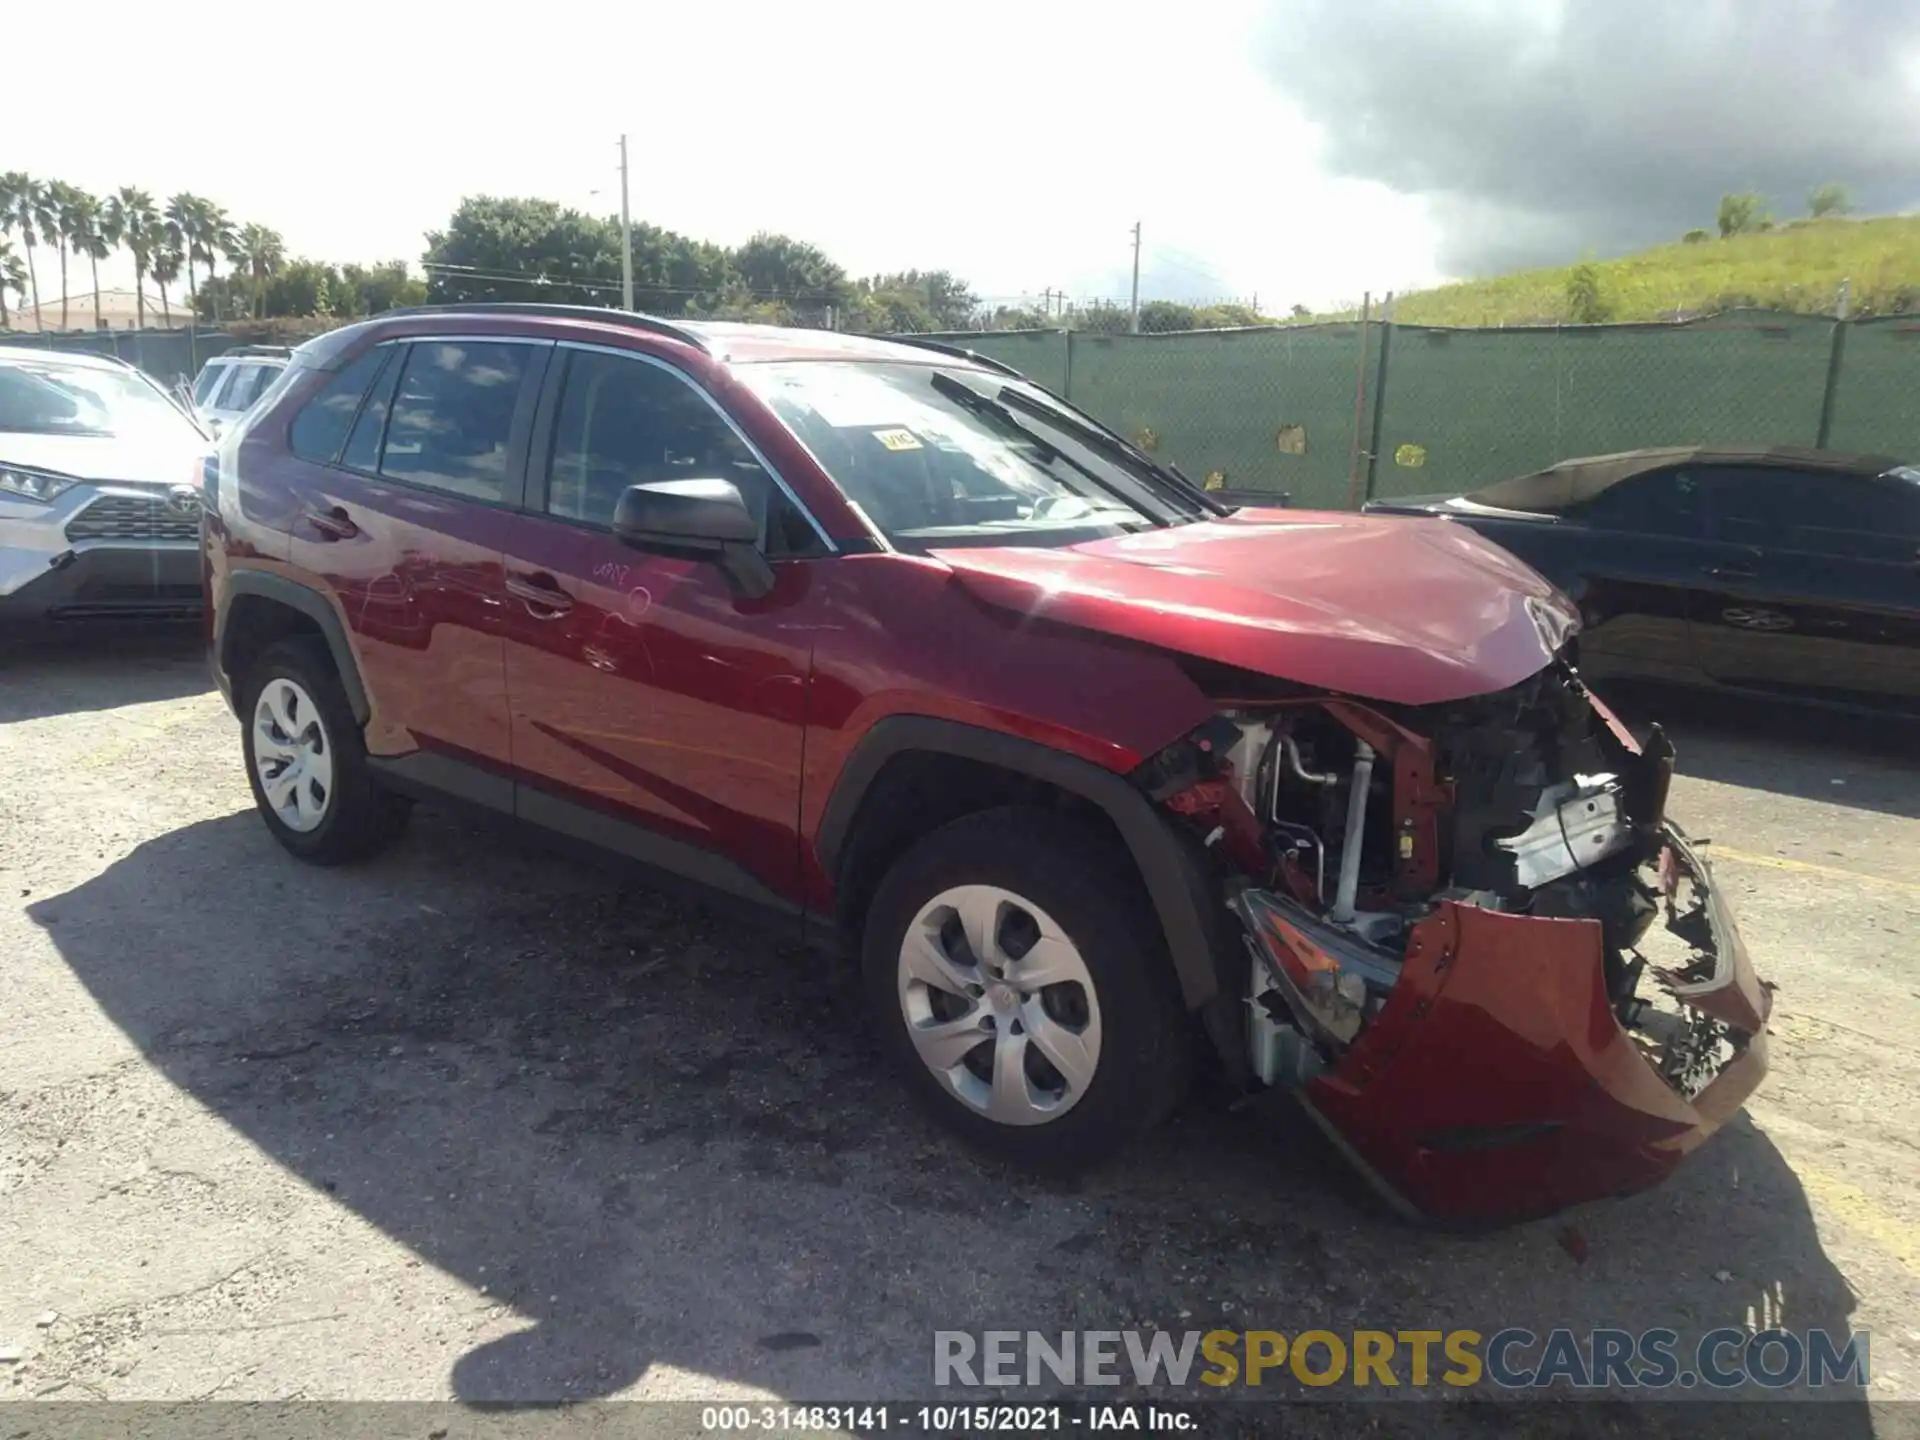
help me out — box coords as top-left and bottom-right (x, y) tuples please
(737, 361), (1205, 550)
(0, 358), (206, 442)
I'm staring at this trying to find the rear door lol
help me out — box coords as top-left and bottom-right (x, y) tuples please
(283, 335), (550, 785)
(498, 341), (834, 905)
(1555, 466), (1729, 685)
(1691, 465), (1920, 713)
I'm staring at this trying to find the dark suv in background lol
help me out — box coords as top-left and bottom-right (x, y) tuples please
(204, 304), (1770, 1221)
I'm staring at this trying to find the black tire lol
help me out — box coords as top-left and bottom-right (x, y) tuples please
(862, 806), (1190, 1173)
(239, 636), (409, 865)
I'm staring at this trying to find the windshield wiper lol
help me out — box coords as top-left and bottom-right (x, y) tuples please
(990, 385), (1226, 517)
(928, 372), (1156, 527)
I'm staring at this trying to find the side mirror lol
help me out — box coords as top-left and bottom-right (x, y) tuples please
(612, 478), (772, 598)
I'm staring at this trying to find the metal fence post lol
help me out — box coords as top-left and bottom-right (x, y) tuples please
(1814, 278), (1851, 450)
(1362, 293), (1395, 502)
(1344, 291), (1373, 508)
(1062, 328), (1075, 403)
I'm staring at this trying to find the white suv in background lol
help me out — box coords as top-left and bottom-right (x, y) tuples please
(190, 347), (291, 435)
(0, 346), (213, 627)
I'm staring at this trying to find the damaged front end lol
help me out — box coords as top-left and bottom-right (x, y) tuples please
(1139, 663), (1771, 1223)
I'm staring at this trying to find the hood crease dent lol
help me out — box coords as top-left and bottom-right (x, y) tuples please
(933, 510), (1579, 707)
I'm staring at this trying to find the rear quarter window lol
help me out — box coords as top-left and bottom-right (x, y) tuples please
(289, 348), (391, 465)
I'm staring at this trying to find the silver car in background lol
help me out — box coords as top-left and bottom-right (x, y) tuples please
(189, 347), (291, 435)
(0, 347), (214, 627)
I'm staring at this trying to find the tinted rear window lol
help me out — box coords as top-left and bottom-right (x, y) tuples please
(290, 348), (389, 464)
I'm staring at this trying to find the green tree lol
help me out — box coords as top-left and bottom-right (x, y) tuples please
(64, 190), (111, 329)
(260, 258), (341, 317)
(1808, 182), (1852, 218)
(104, 186), (160, 328)
(423, 196), (624, 307)
(0, 237), (24, 328)
(1193, 302), (1269, 329)
(197, 201), (239, 320)
(1, 173), (51, 330)
(47, 180), (88, 330)
(1717, 191), (1769, 238)
(1138, 299), (1198, 332)
(1068, 301), (1132, 334)
(236, 223), (286, 317)
(984, 303), (1051, 329)
(337, 260), (426, 315)
(1565, 261), (1612, 323)
(150, 235), (184, 325)
(162, 194), (201, 323)
(732, 232), (849, 320)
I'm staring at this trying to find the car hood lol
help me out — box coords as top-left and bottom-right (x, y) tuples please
(931, 509), (1579, 705)
(0, 430), (210, 487)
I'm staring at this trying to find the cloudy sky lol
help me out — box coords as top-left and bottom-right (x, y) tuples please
(11, 0), (1920, 312)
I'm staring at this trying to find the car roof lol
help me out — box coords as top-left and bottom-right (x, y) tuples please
(1466, 445), (1905, 512)
(294, 305), (1009, 375)
(0, 344), (140, 374)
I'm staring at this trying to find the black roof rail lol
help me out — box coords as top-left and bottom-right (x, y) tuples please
(879, 334), (1027, 380)
(377, 302), (712, 354)
(221, 344), (295, 358)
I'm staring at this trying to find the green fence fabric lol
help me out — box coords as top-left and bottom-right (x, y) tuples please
(1823, 317), (1920, 458)
(0, 327), (241, 389)
(1369, 312), (1837, 498)
(938, 308), (1914, 508)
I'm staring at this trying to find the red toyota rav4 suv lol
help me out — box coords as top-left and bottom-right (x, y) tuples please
(204, 304), (1770, 1221)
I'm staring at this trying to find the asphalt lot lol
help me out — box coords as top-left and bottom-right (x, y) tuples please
(2, 632), (1917, 1427)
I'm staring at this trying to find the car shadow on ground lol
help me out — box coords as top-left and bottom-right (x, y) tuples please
(27, 806), (1872, 1428)
(0, 625), (210, 724)
(1604, 681), (1920, 821)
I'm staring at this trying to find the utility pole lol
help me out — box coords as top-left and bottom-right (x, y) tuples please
(618, 133), (634, 311)
(1128, 222), (1142, 333)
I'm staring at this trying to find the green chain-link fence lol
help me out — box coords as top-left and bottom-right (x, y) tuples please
(0, 326), (248, 389)
(938, 308), (1920, 509)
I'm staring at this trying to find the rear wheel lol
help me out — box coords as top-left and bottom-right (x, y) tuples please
(862, 808), (1189, 1171)
(241, 638), (409, 864)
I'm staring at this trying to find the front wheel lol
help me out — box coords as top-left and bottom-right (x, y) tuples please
(862, 808), (1189, 1172)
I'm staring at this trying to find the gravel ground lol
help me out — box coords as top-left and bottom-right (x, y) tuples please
(2, 632), (1916, 1428)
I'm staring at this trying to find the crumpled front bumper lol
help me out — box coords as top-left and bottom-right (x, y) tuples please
(1288, 826), (1770, 1223)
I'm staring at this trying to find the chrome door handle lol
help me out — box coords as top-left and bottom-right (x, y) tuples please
(304, 506), (359, 541)
(506, 573), (574, 616)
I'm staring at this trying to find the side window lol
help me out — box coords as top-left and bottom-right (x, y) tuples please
(378, 341), (532, 502)
(1709, 468), (1906, 560)
(192, 363), (229, 406)
(547, 348), (819, 555)
(1578, 468), (1705, 539)
(341, 347), (402, 472)
(221, 365), (270, 413)
(289, 348), (389, 464)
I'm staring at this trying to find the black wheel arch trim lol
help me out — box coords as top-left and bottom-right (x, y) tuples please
(816, 716), (1225, 1015)
(219, 569), (370, 724)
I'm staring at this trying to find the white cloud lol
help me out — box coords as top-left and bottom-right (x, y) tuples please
(10, 0), (1444, 313)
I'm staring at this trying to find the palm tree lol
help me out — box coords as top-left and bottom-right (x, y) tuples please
(200, 203), (237, 320)
(104, 186), (159, 329)
(64, 191), (110, 329)
(237, 223), (285, 317)
(150, 237), (183, 326)
(0, 237), (25, 329)
(164, 193), (204, 322)
(2, 173), (49, 331)
(49, 181), (97, 330)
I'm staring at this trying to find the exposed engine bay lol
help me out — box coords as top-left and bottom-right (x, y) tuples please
(1138, 659), (1772, 1219)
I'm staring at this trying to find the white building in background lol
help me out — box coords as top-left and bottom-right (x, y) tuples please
(3, 288), (190, 332)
